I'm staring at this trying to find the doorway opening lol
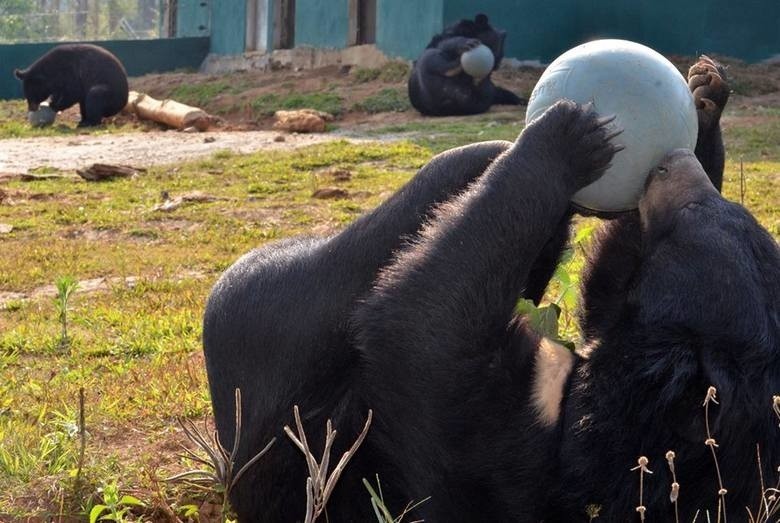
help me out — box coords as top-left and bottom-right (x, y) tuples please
(348, 0), (376, 46)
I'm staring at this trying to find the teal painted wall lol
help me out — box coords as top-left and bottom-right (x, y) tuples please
(443, 0), (577, 63)
(210, 0), (247, 55)
(295, 0), (350, 48)
(0, 38), (210, 100)
(176, 0), (211, 37)
(443, 0), (780, 63)
(377, 0), (443, 59)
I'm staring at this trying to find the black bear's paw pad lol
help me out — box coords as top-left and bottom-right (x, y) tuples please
(688, 55), (730, 127)
(539, 100), (624, 190)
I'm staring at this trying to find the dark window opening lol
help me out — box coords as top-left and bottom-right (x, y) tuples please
(349, 0), (376, 45)
(273, 0), (295, 49)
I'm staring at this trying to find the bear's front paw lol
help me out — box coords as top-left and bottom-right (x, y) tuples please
(527, 100), (624, 191)
(459, 38), (482, 53)
(688, 55), (730, 131)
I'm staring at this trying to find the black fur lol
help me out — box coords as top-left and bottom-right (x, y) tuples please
(204, 140), (514, 521)
(550, 150), (780, 521)
(203, 58), (779, 521)
(408, 14), (524, 116)
(427, 13), (507, 67)
(14, 44), (129, 127)
(205, 100), (619, 521)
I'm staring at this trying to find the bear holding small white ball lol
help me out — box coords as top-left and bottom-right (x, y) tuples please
(204, 39), (779, 522)
(407, 14), (525, 116)
(15, 43), (129, 128)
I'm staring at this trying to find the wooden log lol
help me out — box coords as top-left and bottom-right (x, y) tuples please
(77, 163), (146, 181)
(124, 90), (211, 131)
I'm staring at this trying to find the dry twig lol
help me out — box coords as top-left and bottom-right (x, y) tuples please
(284, 405), (373, 523)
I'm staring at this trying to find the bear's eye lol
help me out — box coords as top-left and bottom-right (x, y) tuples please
(656, 166), (668, 175)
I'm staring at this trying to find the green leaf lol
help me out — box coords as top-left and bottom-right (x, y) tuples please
(178, 504), (200, 518)
(553, 264), (571, 286)
(515, 299), (561, 339)
(89, 505), (108, 523)
(536, 304), (561, 338)
(573, 223), (596, 244)
(119, 494), (145, 507)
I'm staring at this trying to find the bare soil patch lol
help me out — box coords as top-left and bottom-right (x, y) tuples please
(0, 130), (365, 176)
(3, 54), (778, 177)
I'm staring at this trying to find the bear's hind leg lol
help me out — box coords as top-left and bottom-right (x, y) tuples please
(78, 85), (111, 127)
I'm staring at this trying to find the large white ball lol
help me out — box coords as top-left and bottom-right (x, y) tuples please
(526, 39), (698, 212)
(28, 102), (56, 128)
(461, 44), (495, 79)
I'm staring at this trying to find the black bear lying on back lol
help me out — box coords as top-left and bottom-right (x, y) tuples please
(408, 14), (525, 116)
(203, 57), (779, 521)
(15, 43), (129, 127)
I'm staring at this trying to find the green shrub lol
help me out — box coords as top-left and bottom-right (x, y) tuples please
(250, 92), (345, 117)
(354, 88), (411, 114)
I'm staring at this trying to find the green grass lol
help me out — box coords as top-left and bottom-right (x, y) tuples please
(354, 88), (411, 114)
(351, 60), (411, 84)
(250, 91), (345, 117)
(0, 100), (139, 139)
(168, 81), (233, 108)
(0, 140), (431, 517)
(369, 111), (525, 152)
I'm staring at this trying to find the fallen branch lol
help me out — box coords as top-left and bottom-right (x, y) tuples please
(124, 90), (212, 131)
(77, 163), (146, 181)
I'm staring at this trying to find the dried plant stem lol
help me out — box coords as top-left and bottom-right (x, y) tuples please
(749, 397), (780, 522)
(703, 386), (727, 523)
(739, 157), (745, 205)
(166, 388), (276, 520)
(631, 456), (653, 521)
(666, 450), (680, 523)
(75, 387), (86, 487)
(284, 406), (373, 523)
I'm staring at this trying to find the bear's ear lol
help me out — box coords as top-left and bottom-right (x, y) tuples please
(475, 13), (489, 25)
(14, 68), (27, 80)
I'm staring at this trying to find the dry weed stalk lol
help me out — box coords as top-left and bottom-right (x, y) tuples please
(703, 386), (728, 522)
(746, 397), (780, 522)
(746, 444), (780, 522)
(166, 389), (276, 513)
(666, 450), (681, 523)
(75, 387), (86, 487)
(631, 455), (653, 521)
(284, 405), (373, 523)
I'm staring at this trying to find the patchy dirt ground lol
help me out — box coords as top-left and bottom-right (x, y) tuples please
(3, 54), (779, 177)
(0, 129), (364, 176)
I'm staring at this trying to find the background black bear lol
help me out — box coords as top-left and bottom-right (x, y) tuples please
(14, 43), (129, 127)
(203, 57), (778, 521)
(427, 13), (508, 67)
(407, 14), (524, 116)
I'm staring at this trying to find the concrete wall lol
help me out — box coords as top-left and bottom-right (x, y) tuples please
(0, 38), (210, 100)
(295, 0), (351, 49)
(443, 0), (780, 63)
(376, 0), (443, 60)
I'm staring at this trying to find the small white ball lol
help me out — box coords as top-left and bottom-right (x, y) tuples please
(526, 39), (698, 212)
(461, 44), (495, 79)
(28, 103), (56, 128)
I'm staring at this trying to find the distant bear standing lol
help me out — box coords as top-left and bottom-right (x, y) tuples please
(408, 14), (525, 116)
(14, 44), (129, 127)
